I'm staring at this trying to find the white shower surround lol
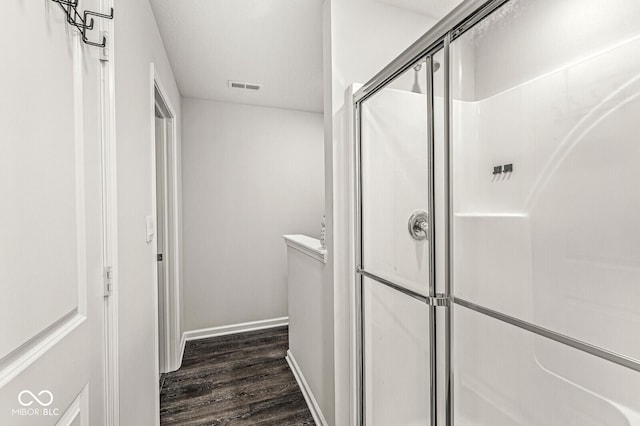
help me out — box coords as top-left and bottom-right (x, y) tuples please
(357, 24), (640, 426)
(452, 26), (640, 426)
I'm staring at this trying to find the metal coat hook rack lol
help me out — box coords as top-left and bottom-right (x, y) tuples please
(51, 0), (114, 48)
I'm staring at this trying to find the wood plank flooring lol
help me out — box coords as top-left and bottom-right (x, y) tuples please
(160, 326), (315, 425)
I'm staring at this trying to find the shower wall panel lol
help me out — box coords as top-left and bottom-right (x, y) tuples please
(452, 0), (640, 363)
(454, 305), (640, 425)
(451, 0), (640, 423)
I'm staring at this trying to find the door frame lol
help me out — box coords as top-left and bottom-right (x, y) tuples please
(150, 64), (182, 381)
(352, 51), (442, 425)
(100, 0), (119, 422)
(154, 108), (168, 375)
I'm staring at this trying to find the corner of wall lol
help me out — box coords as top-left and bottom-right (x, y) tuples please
(114, 0), (183, 423)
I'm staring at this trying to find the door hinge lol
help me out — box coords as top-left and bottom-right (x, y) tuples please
(104, 266), (114, 297)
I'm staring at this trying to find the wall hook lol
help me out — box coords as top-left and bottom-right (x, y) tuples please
(50, 0), (114, 48)
(84, 7), (114, 21)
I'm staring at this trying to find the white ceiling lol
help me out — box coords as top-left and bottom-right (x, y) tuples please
(376, 0), (465, 20)
(149, 0), (324, 113)
(149, 0), (464, 114)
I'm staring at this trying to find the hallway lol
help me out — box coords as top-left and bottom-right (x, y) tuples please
(3, 0), (640, 424)
(160, 327), (314, 425)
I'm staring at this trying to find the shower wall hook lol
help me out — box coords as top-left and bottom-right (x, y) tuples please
(51, 0), (114, 48)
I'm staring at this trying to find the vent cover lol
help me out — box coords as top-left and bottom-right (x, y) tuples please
(228, 80), (262, 91)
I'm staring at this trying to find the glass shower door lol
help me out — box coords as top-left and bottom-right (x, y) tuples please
(357, 56), (440, 425)
(450, 0), (640, 424)
(354, 0), (640, 424)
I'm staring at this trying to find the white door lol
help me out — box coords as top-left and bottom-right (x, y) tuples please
(0, 1), (108, 424)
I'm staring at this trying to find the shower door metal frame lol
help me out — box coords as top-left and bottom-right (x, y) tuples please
(354, 2), (513, 421)
(353, 0), (640, 425)
(354, 51), (443, 426)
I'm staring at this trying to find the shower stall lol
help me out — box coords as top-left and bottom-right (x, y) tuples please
(353, 0), (640, 424)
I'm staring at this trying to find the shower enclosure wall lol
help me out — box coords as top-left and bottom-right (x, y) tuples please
(353, 0), (640, 424)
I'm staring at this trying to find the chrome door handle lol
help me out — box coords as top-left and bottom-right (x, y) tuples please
(408, 210), (429, 241)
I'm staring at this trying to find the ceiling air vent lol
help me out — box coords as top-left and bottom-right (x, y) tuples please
(228, 80), (262, 91)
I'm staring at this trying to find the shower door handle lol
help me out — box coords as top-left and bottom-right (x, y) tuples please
(408, 210), (429, 241)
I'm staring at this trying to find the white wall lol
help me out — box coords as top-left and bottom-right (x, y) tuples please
(286, 240), (332, 425)
(114, 0), (183, 423)
(181, 98), (324, 331)
(328, 1), (437, 113)
(323, 2), (437, 424)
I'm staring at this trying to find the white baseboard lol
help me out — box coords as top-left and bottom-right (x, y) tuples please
(286, 349), (328, 426)
(182, 317), (289, 342)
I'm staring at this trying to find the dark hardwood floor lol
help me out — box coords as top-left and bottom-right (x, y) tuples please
(160, 326), (315, 425)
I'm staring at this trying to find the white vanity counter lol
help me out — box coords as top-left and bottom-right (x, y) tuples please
(283, 234), (326, 264)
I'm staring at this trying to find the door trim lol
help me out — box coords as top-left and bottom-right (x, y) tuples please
(100, 0), (119, 421)
(150, 64), (182, 380)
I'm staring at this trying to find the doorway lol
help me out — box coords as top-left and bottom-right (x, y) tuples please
(153, 75), (180, 377)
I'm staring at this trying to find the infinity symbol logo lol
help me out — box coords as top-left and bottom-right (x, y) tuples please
(18, 390), (54, 407)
